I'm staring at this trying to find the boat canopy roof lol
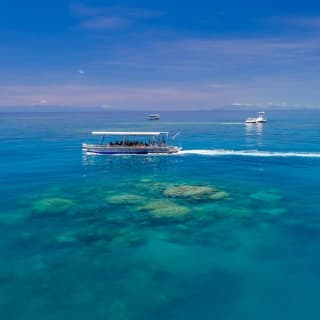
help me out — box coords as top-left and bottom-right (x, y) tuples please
(92, 131), (168, 136)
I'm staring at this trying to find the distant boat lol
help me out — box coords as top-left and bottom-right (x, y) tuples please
(256, 112), (267, 123)
(148, 114), (160, 120)
(245, 117), (257, 124)
(245, 112), (267, 124)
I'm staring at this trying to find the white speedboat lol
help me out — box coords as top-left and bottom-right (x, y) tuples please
(245, 112), (267, 124)
(82, 131), (180, 155)
(245, 117), (257, 124)
(256, 112), (267, 123)
(148, 114), (160, 120)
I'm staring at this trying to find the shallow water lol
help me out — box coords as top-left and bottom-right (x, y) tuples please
(1, 110), (320, 319)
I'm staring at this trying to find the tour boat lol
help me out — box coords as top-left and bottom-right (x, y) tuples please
(82, 131), (181, 155)
(148, 114), (160, 120)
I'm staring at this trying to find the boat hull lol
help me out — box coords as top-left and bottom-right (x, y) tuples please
(245, 119), (267, 124)
(245, 120), (257, 124)
(82, 144), (180, 155)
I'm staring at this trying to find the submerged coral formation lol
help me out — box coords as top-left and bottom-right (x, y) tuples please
(209, 191), (230, 201)
(22, 179), (282, 254)
(106, 194), (145, 205)
(138, 200), (190, 218)
(163, 185), (217, 200)
(32, 197), (75, 214)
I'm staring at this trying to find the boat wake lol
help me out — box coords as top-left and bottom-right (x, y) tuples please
(179, 149), (320, 158)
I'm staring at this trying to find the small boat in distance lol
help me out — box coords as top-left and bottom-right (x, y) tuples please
(245, 117), (257, 124)
(148, 114), (160, 120)
(82, 131), (180, 155)
(245, 112), (267, 124)
(256, 112), (267, 123)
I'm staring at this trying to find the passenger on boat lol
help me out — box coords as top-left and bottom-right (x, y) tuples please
(108, 140), (152, 147)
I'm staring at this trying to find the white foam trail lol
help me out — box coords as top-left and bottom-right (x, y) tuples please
(179, 149), (320, 158)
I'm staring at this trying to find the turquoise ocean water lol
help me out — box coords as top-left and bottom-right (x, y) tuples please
(1, 110), (320, 319)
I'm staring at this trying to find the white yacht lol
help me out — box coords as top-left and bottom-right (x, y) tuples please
(148, 114), (160, 120)
(82, 131), (181, 155)
(245, 112), (267, 124)
(256, 112), (267, 123)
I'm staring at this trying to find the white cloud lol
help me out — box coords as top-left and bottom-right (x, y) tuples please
(208, 83), (233, 89)
(31, 98), (49, 105)
(78, 69), (85, 75)
(70, 3), (104, 17)
(96, 35), (320, 83)
(0, 84), (230, 109)
(231, 102), (257, 107)
(71, 3), (161, 30)
(80, 17), (128, 30)
(275, 16), (320, 28)
(1, 82), (320, 109)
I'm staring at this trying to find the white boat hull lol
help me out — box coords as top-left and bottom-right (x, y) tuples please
(82, 144), (180, 155)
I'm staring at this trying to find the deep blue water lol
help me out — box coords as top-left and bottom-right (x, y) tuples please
(1, 110), (320, 319)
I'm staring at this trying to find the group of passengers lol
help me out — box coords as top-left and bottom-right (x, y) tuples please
(109, 140), (156, 147)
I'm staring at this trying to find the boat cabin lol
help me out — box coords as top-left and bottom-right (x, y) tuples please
(92, 131), (168, 147)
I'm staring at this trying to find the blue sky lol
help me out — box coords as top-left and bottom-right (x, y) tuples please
(2, 0), (320, 109)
